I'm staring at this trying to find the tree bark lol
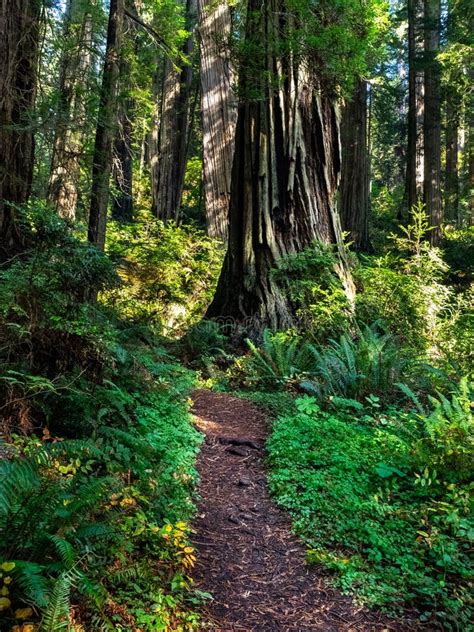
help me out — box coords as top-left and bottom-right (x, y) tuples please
(423, 0), (442, 243)
(150, 0), (197, 222)
(88, 0), (124, 250)
(339, 79), (371, 251)
(406, 0), (424, 215)
(445, 97), (460, 223)
(0, 0), (41, 255)
(198, 0), (237, 241)
(112, 99), (134, 221)
(207, 0), (353, 332)
(48, 0), (94, 221)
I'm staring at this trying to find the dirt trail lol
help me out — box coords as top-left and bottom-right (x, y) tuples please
(191, 390), (406, 631)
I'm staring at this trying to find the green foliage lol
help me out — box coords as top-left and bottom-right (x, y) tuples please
(245, 330), (316, 386)
(243, 324), (410, 403)
(267, 388), (473, 627)
(0, 207), (203, 630)
(354, 258), (430, 351)
(443, 226), (474, 279)
(302, 324), (409, 402)
(105, 213), (223, 335)
(272, 243), (352, 342)
(179, 320), (229, 363)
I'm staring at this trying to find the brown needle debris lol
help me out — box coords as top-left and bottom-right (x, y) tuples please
(191, 390), (416, 632)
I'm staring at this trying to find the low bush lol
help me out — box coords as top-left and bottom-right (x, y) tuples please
(271, 243), (352, 342)
(105, 213), (223, 335)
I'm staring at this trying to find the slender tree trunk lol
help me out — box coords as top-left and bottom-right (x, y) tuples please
(339, 79), (371, 251)
(445, 99), (459, 222)
(150, 0), (197, 221)
(48, 0), (94, 220)
(198, 0), (237, 241)
(112, 100), (134, 221)
(406, 0), (424, 214)
(88, 0), (124, 250)
(112, 17), (135, 223)
(207, 0), (353, 331)
(423, 0), (442, 243)
(0, 0), (41, 255)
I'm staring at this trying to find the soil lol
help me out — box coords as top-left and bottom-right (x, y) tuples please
(191, 389), (415, 631)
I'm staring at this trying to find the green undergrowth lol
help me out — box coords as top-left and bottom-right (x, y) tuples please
(0, 204), (203, 631)
(266, 390), (473, 629)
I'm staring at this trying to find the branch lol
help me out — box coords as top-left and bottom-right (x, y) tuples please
(124, 9), (177, 63)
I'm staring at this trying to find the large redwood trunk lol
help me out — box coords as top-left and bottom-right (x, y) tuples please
(150, 0), (197, 221)
(423, 0), (442, 243)
(207, 0), (352, 331)
(0, 0), (41, 254)
(48, 0), (94, 220)
(198, 0), (237, 240)
(339, 79), (371, 251)
(88, 0), (124, 250)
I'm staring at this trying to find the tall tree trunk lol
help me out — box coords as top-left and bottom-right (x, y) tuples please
(406, 0), (424, 215)
(466, 60), (473, 224)
(112, 100), (134, 221)
(339, 79), (371, 251)
(198, 0), (237, 241)
(112, 17), (135, 223)
(48, 0), (94, 221)
(88, 0), (124, 250)
(150, 0), (197, 221)
(445, 99), (460, 223)
(423, 0), (442, 243)
(0, 0), (41, 255)
(207, 0), (353, 331)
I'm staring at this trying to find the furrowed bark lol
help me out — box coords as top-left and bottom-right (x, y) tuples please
(198, 0), (237, 241)
(88, 0), (124, 250)
(406, 0), (424, 215)
(150, 0), (197, 221)
(0, 0), (41, 255)
(423, 0), (442, 243)
(48, 0), (94, 221)
(339, 79), (371, 251)
(207, 0), (354, 332)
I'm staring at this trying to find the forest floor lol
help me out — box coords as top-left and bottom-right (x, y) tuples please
(190, 390), (408, 631)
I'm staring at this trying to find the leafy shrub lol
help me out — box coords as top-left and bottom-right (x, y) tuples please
(0, 202), (119, 434)
(105, 213), (223, 335)
(443, 226), (474, 279)
(272, 243), (352, 342)
(267, 391), (473, 627)
(179, 320), (229, 363)
(354, 259), (429, 351)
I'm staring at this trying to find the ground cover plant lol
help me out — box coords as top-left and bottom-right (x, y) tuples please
(266, 386), (473, 628)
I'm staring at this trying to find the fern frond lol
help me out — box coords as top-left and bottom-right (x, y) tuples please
(39, 572), (72, 632)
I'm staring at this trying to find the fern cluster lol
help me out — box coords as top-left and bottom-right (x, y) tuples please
(246, 323), (411, 402)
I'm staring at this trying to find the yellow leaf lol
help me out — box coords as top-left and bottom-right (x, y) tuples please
(1, 562), (15, 572)
(4, 576), (11, 584)
(1, 585), (9, 595)
(15, 607), (33, 619)
(0, 596), (11, 610)
(184, 547), (194, 554)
